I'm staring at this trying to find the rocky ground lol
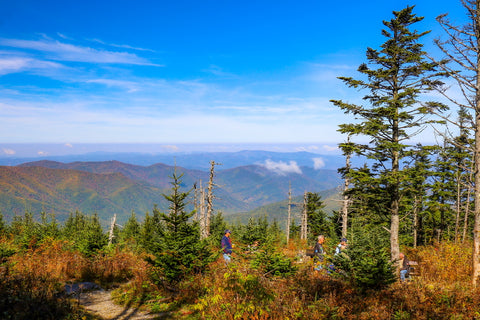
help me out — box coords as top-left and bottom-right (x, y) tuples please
(67, 283), (165, 320)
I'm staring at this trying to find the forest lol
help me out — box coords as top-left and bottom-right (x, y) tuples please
(3, 1), (480, 319)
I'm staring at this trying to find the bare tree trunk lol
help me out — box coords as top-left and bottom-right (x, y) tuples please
(472, 0), (480, 287)
(456, 171), (462, 243)
(300, 191), (308, 240)
(199, 181), (207, 239)
(341, 151), (351, 239)
(473, 98), (480, 286)
(108, 213), (116, 247)
(286, 182), (292, 244)
(431, 0), (480, 286)
(463, 166), (474, 242)
(205, 161), (220, 238)
(413, 195), (418, 248)
(193, 182), (198, 221)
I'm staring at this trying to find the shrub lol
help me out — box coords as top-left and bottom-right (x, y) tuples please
(331, 232), (396, 293)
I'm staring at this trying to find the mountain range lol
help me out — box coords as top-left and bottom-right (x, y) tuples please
(0, 150), (351, 170)
(0, 151), (344, 227)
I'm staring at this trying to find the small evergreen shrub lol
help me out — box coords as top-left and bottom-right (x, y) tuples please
(250, 241), (297, 277)
(331, 231), (396, 293)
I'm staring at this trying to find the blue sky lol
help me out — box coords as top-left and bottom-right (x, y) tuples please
(0, 0), (467, 156)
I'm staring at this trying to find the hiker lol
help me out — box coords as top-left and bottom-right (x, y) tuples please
(328, 237), (348, 274)
(335, 238), (348, 255)
(313, 235), (325, 271)
(248, 240), (259, 254)
(399, 252), (410, 282)
(221, 229), (233, 264)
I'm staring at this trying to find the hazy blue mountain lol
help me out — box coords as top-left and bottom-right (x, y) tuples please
(1, 150), (350, 170)
(6, 160), (342, 226)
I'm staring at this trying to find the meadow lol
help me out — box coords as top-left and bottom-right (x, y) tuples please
(1, 234), (479, 320)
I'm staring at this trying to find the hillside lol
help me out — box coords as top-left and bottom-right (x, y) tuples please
(225, 187), (342, 226)
(0, 166), (167, 225)
(4, 160), (342, 226)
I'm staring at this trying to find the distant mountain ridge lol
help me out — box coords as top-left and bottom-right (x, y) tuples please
(1, 156), (342, 226)
(0, 150), (350, 171)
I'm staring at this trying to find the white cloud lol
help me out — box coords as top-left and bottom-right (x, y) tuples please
(322, 145), (338, 152)
(0, 37), (161, 66)
(64, 143), (73, 148)
(89, 38), (155, 52)
(86, 79), (140, 93)
(0, 56), (64, 75)
(2, 148), (15, 155)
(161, 145), (179, 152)
(262, 159), (302, 175)
(0, 57), (29, 74)
(37, 151), (48, 156)
(313, 157), (325, 169)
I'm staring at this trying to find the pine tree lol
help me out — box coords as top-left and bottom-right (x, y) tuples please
(61, 211), (107, 256)
(427, 142), (457, 242)
(402, 144), (434, 246)
(306, 192), (332, 241)
(331, 6), (445, 263)
(118, 211), (141, 248)
(149, 168), (212, 285)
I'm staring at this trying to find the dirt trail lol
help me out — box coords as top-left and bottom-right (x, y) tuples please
(77, 289), (164, 320)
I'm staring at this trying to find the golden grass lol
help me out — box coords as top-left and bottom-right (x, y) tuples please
(3, 237), (480, 319)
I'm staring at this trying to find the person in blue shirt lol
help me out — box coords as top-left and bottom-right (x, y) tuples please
(335, 238), (348, 255)
(399, 252), (410, 282)
(221, 229), (233, 264)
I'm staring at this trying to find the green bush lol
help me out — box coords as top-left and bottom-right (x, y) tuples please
(331, 231), (396, 293)
(250, 241), (297, 277)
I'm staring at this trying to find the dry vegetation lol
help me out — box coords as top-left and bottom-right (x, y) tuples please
(2, 237), (480, 319)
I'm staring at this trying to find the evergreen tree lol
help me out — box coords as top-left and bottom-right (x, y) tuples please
(118, 211), (141, 248)
(332, 229), (396, 294)
(288, 218), (300, 240)
(148, 169), (212, 285)
(427, 143), (456, 242)
(11, 211), (42, 248)
(402, 144), (434, 246)
(240, 216), (269, 245)
(61, 211), (107, 256)
(450, 106), (475, 242)
(208, 211), (227, 248)
(331, 6), (445, 262)
(306, 192), (333, 241)
(39, 211), (60, 240)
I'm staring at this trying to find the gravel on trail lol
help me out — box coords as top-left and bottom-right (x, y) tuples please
(77, 289), (164, 320)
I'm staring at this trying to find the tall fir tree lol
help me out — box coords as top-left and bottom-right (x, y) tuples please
(331, 6), (445, 263)
(305, 192), (333, 241)
(149, 168), (212, 286)
(118, 211), (141, 249)
(402, 144), (434, 246)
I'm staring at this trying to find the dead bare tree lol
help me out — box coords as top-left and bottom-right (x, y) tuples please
(339, 135), (353, 239)
(205, 160), (221, 238)
(199, 181), (208, 239)
(300, 191), (308, 240)
(432, 0), (480, 286)
(286, 182), (292, 244)
(108, 213), (116, 247)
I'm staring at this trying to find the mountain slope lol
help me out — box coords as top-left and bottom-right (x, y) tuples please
(0, 166), (167, 224)
(225, 187), (342, 227)
(7, 160), (342, 225)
